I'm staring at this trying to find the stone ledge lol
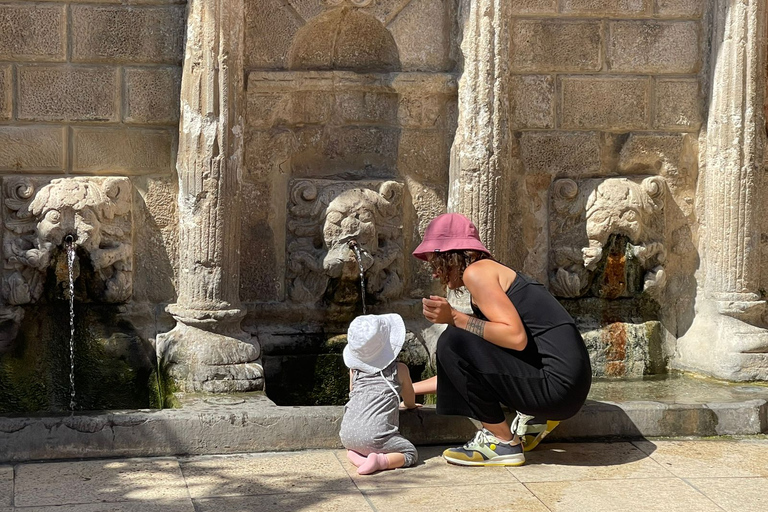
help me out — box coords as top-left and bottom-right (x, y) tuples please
(1, 391), (766, 463)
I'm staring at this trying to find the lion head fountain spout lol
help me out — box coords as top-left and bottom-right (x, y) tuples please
(2, 177), (133, 306)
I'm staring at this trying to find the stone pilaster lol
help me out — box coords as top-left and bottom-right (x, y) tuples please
(675, 0), (768, 380)
(448, 0), (514, 264)
(156, 0), (263, 393)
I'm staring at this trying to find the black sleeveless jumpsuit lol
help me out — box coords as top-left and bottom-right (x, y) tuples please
(436, 271), (592, 423)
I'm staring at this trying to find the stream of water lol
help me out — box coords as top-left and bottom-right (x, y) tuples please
(350, 243), (367, 315)
(66, 241), (76, 411)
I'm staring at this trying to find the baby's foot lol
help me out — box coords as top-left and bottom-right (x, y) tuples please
(346, 450), (367, 467)
(357, 453), (389, 475)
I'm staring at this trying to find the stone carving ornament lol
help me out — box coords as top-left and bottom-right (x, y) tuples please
(2, 177), (133, 305)
(287, 179), (404, 305)
(549, 176), (667, 298)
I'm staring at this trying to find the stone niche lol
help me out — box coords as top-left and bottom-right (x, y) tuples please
(0, 177), (160, 412)
(244, 0), (455, 404)
(549, 176), (669, 377)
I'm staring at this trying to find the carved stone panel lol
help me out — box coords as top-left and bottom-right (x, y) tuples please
(549, 176), (667, 299)
(287, 179), (404, 306)
(2, 177), (133, 305)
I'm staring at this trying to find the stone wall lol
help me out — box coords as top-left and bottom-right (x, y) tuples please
(0, 0), (186, 305)
(510, 1), (705, 375)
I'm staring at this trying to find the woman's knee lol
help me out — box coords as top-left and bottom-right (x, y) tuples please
(437, 326), (468, 358)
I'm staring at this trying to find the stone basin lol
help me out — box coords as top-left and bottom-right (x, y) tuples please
(0, 373), (765, 463)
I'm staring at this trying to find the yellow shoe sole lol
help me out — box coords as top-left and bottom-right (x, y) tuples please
(522, 420), (560, 452)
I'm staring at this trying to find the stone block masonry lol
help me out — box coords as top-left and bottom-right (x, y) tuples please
(0, 4), (66, 61)
(0, 1), (185, 176)
(509, 5), (704, 134)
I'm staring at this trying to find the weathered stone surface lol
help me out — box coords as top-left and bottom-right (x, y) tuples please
(286, 179), (404, 308)
(562, 0), (648, 15)
(286, 0), (325, 21)
(240, 181), (282, 303)
(0, 4), (65, 61)
(617, 133), (687, 176)
(246, 93), (292, 128)
(397, 129), (450, 183)
(561, 77), (649, 130)
(18, 66), (119, 122)
(0, 126), (65, 172)
(246, 0), (304, 69)
(72, 128), (174, 174)
(655, 0), (705, 17)
(510, 0), (558, 14)
(124, 67), (182, 125)
(132, 176), (177, 303)
(289, 7), (400, 72)
(519, 131), (601, 176)
(654, 78), (702, 130)
(549, 176), (667, 300)
(0, 66), (10, 121)
(71, 5), (185, 64)
(510, 75), (554, 129)
(333, 90), (398, 124)
(244, 129), (296, 181)
(388, 0), (452, 71)
(2, 176), (134, 305)
(511, 20), (602, 72)
(608, 21), (701, 73)
(1, 384), (767, 462)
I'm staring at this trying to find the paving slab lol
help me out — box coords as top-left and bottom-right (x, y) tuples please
(633, 439), (768, 478)
(180, 451), (356, 499)
(193, 492), (373, 512)
(363, 482), (550, 512)
(525, 477), (724, 512)
(687, 477), (768, 512)
(509, 442), (674, 482)
(0, 466), (11, 507)
(336, 446), (516, 491)
(14, 457), (190, 507)
(19, 503), (195, 512)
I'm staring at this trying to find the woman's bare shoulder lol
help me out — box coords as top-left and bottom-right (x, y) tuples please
(464, 259), (516, 288)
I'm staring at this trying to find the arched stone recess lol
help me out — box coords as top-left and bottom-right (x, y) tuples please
(242, 0), (458, 330)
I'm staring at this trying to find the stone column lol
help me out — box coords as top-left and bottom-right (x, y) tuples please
(448, 0), (514, 264)
(675, 0), (768, 380)
(156, 0), (263, 392)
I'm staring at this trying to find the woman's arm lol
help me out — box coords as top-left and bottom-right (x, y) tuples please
(412, 375), (437, 395)
(455, 260), (528, 351)
(349, 369), (354, 392)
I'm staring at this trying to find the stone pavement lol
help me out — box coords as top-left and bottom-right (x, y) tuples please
(2, 438), (767, 511)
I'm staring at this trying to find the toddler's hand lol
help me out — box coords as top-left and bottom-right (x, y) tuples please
(399, 402), (423, 411)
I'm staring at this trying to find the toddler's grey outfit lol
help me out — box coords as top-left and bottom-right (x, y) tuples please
(339, 361), (418, 467)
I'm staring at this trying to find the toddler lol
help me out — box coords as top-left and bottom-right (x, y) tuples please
(339, 313), (419, 475)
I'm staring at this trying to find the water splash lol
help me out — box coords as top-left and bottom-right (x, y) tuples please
(349, 241), (367, 315)
(65, 236), (76, 412)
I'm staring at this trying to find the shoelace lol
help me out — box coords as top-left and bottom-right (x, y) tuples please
(465, 428), (495, 449)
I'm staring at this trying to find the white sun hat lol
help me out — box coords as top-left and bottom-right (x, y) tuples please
(343, 313), (406, 374)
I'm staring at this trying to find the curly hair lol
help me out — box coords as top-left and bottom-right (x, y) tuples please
(427, 249), (492, 290)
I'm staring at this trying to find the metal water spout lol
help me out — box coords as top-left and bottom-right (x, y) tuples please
(348, 239), (367, 314)
(64, 234), (77, 411)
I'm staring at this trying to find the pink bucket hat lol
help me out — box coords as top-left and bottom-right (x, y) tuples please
(412, 213), (491, 261)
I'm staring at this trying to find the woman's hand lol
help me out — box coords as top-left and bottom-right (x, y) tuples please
(422, 295), (455, 325)
(399, 402), (423, 411)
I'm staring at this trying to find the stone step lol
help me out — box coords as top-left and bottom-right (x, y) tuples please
(1, 375), (766, 463)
